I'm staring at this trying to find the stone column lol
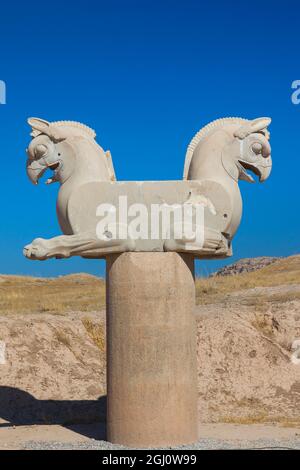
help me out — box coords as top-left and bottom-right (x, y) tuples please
(106, 252), (198, 448)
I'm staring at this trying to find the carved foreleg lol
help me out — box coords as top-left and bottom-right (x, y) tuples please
(24, 231), (135, 261)
(164, 226), (230, 257)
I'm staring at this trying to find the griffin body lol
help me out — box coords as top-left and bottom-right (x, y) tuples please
(24, 117), (272, 261)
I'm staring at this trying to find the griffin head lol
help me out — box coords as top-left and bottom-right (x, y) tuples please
(26, 117), (96, 185)
(26, 118), (68, 185)
(223, 117), (272, 183)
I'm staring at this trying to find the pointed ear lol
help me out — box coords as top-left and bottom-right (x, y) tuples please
(28, 117), (51, 134)
(250, 117), (271, 133)
(234, 117), (271, 139)
(27, 117), (65, 142)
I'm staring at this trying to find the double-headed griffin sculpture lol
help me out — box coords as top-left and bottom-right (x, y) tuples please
(24, 116), (272, 261)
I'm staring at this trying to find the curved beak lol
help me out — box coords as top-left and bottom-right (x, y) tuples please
(258, 159), (272, 182)
(257, 136), (272, 181)
(238, 155), (272, 183)
(26, 159), (47, 185)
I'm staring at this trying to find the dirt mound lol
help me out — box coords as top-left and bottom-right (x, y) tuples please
(1, 256), (300, 426)
(0, 312), (106, 425)
(196, 298), (300, 424)
(0, 295), (300, 426)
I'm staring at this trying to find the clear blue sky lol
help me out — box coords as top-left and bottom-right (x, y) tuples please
(0, 0), (299, 277)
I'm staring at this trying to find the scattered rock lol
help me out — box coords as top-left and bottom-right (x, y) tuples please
(213, 257), (281, 276)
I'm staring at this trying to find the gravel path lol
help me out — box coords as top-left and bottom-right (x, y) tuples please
(1, 423), (299, 450)
(23, 438), (300, 450)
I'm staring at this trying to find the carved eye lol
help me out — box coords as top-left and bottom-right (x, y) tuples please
(35, 144), (48, 158)
(251, 142), (262, 155)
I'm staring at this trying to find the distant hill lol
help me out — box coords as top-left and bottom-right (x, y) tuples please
(213, 256), (281, 277)
(196, 255), (300, 305)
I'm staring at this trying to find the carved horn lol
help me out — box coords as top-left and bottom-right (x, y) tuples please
(234, 117), (271, 139)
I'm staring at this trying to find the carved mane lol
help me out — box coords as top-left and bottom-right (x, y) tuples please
(183, 117), (249, 179)
(51, 120), (116, 181)
(50, 120), (96, 139)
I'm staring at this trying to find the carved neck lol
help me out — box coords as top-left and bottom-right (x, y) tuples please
(198, 151), (238, 188)
(61, 139), (111, 186)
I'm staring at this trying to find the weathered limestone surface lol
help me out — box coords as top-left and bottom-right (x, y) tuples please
(106, 252), (198, 447)
(23, 117), (272, 260)
(23, 116), (273, 447)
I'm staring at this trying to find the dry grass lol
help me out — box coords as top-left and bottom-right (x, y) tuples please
(220, 413), (270, 425)
(53, 327), (85, 363)
(1, 255), (299, 314)
(82, 317), (106, 352)
(196, 255), (300, 305)
(0, 273), (105, 315)
(218, 395), (300, 426)
(220, 415), (300, 427)
(54, 329), (72, 348)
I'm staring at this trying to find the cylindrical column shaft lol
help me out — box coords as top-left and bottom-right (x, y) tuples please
(106, 252), (198, 447)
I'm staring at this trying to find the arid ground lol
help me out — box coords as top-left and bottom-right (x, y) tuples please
(0, 256), (300, 448)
